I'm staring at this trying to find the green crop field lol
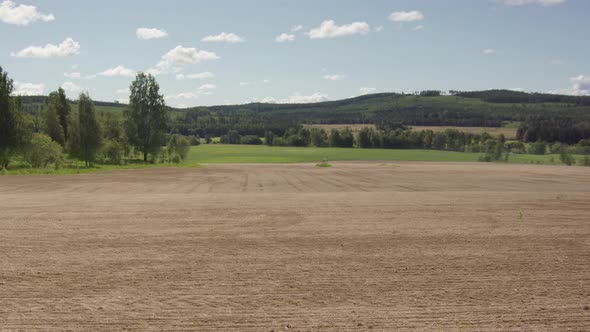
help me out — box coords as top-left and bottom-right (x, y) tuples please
(186, 144), (573, 165)
(3, 144), (585, 176)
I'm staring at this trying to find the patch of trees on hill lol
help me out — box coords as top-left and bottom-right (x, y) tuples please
(453, 89), (590, 105)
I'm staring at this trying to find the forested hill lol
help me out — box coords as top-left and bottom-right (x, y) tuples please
(19, 90), (590, 138)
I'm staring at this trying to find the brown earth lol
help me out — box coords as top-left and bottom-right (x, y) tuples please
(1, 162), (589, 331)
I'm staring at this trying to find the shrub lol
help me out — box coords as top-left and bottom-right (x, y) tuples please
(528, 141), (546, 155)
(559, 148), (575, 166)
(167, 134), (190, 162)
(188, 135), (201, 146)
(240, 135), (263, 145)
(101, 139), (124, 165)
(26, 133), (64, 169)
(581, 156), (590, 167)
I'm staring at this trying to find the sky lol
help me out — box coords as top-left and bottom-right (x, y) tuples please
(1, 0), (589, 107)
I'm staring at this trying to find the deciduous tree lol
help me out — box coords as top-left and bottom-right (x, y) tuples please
(124, 73), (168, 162)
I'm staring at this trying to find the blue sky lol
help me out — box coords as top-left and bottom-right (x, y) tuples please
(1, 0), (589, 107)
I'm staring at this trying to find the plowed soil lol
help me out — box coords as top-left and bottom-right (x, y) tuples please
(1, 162), (589, 331)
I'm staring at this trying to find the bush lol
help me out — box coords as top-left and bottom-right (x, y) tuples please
(101, 139), (124, 165)
(167, 134), (190, 162)
(528, 141), (547, 155)
(272, 137), (287, 146)
(559, 148), (575, 166)
(26, 133), (64, 169)
(240, 135), (263, 145)
(581, 155), (590, 167)
(188, 135), (201, 146)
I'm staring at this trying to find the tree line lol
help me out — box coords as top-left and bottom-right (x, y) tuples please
(1, 67), (192, 170)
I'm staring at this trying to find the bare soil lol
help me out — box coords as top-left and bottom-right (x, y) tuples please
(1, 162), (589, 331)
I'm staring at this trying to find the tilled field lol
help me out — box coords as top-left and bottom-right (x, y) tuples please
(1, 162), (589, 331)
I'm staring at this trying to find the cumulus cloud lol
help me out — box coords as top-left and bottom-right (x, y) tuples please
(197, 83), (216, 95)
(503, 0), (565, 6)
(275, 33), (295, 42)
(151, 45), (219, 75)
(323, 74), (345, 81)
(239, 80), (270, 86)
(551, 75), (590, 96)
(64, 71), (81, 79)
(0, 0), (54, 26)
(291, 25), (303, 32)
(11, 37), (80, 58)
(61, 81), (81, 92)
(98, 65), (135, 77)
(260, 92), (330, 104)
(136, 27), (168, 40)
(165, 92), (198, 101)
(359, 87), (377, 95)
(307, 20), (370, 39)
(202, 32), (244, 43)
(176, 72), (214, 80)
(11, 81), (44, 95)
(165, 83), (217, 101)
(389, 11), (424, 22)
(375, 26), (384, 32)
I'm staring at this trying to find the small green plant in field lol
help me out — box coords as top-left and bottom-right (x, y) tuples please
(316, 156), (332, 167)
(518, 211), (524, 221)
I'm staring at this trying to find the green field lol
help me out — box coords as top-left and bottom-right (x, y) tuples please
(2, 144), (585, 176)
(186, 144), (574, 165)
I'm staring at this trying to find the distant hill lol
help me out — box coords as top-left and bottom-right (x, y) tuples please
(19, 90), (590, 131)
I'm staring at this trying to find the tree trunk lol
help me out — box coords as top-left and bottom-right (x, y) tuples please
(143, 150), (148, 162)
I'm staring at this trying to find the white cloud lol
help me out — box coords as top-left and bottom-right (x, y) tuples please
(503, 0), (565, 6)
(551, 59), (564, 65)
(98, 65), (135, 78)
(308, 20), (370, 39)
(323, 74), (345, 81)
(239, 80), (270, 86)
(152, 45), (219, 74)
(165, 92), (198, 101)
(291, 25), (303, 32)
(116, 88), (128, 94)
(202, 32), (244, 43)
(64, 71), (81, 79)
(413, 25), (425, 31)
(360, 87), (377, 95)
(260, 96), (277, 103)
(11, 37), (80, 58)
(551, 75), (590, 96)
(275, 33), (295, 42)
(483, 48), (497, 55)
(375, 26), (384, 32)
(11, 81), (44, 95)
(389, 11), (424, 22)
(0, 0), (54, 26)
(61, 81), (81, 92)
(197, 83), (216, 95)
(176, 72), (214, 80)
(136, 27), (168, 40)
(165, 83), (217, 102)
(275, 92), (330, 104)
